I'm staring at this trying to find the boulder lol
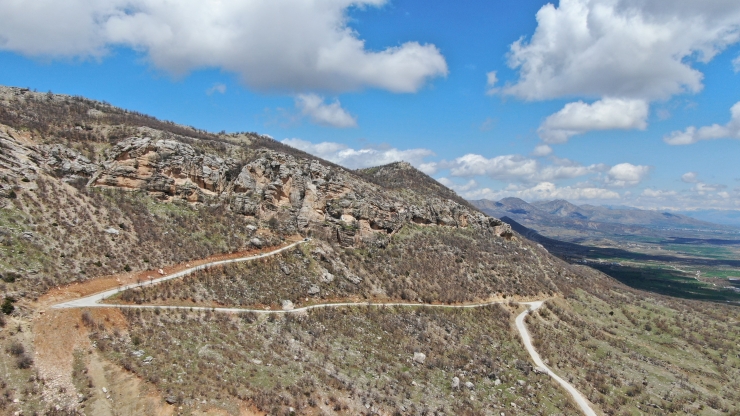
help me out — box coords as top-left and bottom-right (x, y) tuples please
(281, 300), (294, 311)
(307, 285), (320, 296)
(413, 352), (426, 364)
(319, 270), (335, 283)
(452, 377), (460, 390)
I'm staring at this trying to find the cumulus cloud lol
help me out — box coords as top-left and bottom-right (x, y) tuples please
(503, 0), (740, 101)
(295, 94), (357, 128)
(693, 182), (726, 194)
(0, 0), (447, 93)
(681, 172), (699, 183)
(438, 153), (607, 183)
(641, 189), (677, 198)
(605, 163), (651, 187)
(734, 55), (740, 73)
(532, 144), (553, 157)
(636, 186), (740, 210)
(446, 154), (538, 179)
(663, 101), (740, 145)
(538, 98), (649, 143)
(281, 138), (435, 170)
(485, 71), (499, 95)
(462, 182), (620, 201)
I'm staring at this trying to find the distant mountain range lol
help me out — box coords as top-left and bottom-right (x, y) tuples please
(674, 209), (740, 228)
(470, 197), (739, 242)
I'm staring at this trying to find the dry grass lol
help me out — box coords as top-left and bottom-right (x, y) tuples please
(90, 304), (579, 415)
(528, 270), (740, 415)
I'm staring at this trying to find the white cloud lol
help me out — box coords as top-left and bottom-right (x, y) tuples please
(281, 138), (435, 170)
(437, 178), (479, 193)
(681, 172), (699, 183)
(485, 71), (499, 95)
(663, 101), (740, 145)
(693, 182), (726, 194)
(463, 182), (620, 201)
(447, 154), (538, 179)
(295, 94), (357, 128)
(503, 0), (740, 101)
(441, 153), (606, 183)
(605, 163), (651, 187)
(538, 98), (649, 143)
(0, 0), (447, 93)
(641, 189), (677, 198)
(532, 144), (553, 157)
(206, 83), (226, 95)
(635, 186), (740, 210)
(734, 55), (740, 73)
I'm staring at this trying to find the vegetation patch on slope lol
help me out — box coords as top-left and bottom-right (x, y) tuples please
(90, 305), (578, 415)
(112, 226), (565, 308)
(528, 268), (740, 415)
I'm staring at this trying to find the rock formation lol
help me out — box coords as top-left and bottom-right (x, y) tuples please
(0, 121), (511, 247)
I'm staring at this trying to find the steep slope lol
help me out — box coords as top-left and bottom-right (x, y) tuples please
(0, 86), (517, 301)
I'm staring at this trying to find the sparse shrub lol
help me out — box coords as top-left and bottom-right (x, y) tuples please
(1, 298), (15, 315)
(8, 342), (24, 356)
(81, 311), (95, 327)
(16, 354), (33, 369)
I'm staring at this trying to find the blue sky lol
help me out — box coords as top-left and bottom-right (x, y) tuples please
(1, 0), (739, 210)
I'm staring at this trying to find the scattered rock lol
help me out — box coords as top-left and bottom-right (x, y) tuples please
(246, 225), (257, 231)
(533, 366), (548, 374)
(250, 238), (263, 248)
(517, 380), (526, 386)
(452, 377), (460, 389)
(494, 378), (502, 386)
(413, 352), (426, 364)
(104, 227), (120, 235)
(319, 270), (334, 283)
(165, 396), (177, 405)
(281, 300), (294, 310)
(251, 359), (262, 365)
(465, 381), (475, 390)
(143, 356), (153, 364)
(344, 272), (362, 285)
(101, 387), (108, 394)
(307, 285), (320, 295)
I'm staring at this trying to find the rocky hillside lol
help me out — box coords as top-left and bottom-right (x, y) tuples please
(0, 86), (519, 300)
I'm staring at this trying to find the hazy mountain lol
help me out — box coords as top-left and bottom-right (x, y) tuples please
(676, 209), (740, 227)
(470, 197), (738, 242)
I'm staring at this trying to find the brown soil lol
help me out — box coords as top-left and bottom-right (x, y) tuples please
(28, 241), (303, 414)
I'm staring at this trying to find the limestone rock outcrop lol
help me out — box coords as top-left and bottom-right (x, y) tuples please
(0, 125), (512, 246)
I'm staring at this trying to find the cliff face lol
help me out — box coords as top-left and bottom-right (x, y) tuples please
(3, 130), (511, 248)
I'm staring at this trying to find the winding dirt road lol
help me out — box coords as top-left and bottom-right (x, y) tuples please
(51, 238), (598, 415)
(516, 302), (598, 416)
